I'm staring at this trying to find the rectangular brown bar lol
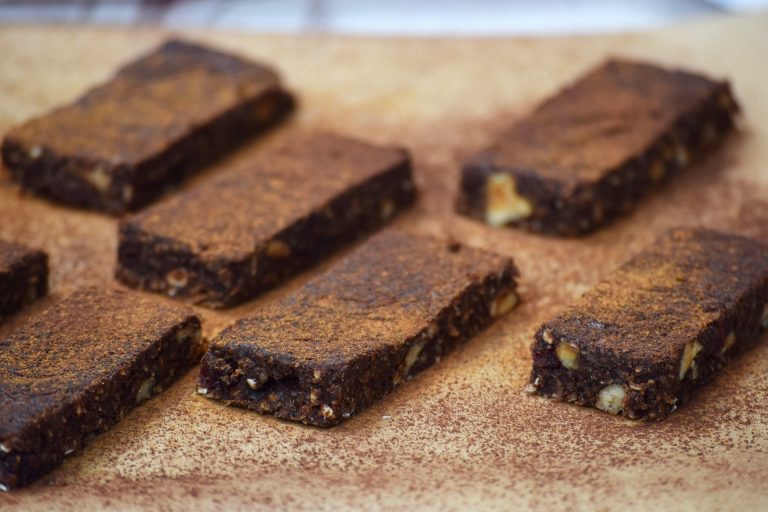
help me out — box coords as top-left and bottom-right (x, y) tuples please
(197, 230), (519, 426)
(0, 287), (202, 490)
(457, 59), (739, 235)
(0, 240), (47, 322)
(116, 132), (416, 308)
(1, 39), (294, 214)
(529, 228), (768, 420)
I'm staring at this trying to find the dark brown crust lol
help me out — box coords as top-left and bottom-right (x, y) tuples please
(0, 240), (47, 322)
(457, 58), (740, 235)
(116, 132), (417, 309)
(0, 287), (203, 490)
(198, 230), (519, 426)
(1, 39), (295, 214)
(529, 228), (768, 420)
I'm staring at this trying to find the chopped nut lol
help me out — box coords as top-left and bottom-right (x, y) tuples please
(490, 291), (519, 317)
(196, 387), (209, 395)
(556, 342), (579, 370)
(402, 340), (426, 376)
(485, 173), (533, 226)
(29, 146), (43, 159)
(721, 332), (736, 354)
(380, 199), (395, 220)
(266, 240), (291, 258)
(84, 166), (111, 192)
(310, 389), (320, 405)
(541, 330), (554, 345)
(176, 324), (201, 344)
(313, 369), (322, 382)
(320, 404), (335, 419)
(0, 442), (9, 453)
(246, 369), (269, 389)
(679, 341), (703, 380)
(122, 185), (134, 203)
(64, 448), (75, 456)
(595, 384), (625, 414)
(136, 376), (155, 404)
(0, 483), (8, 492)
(166, 268), (189, 289)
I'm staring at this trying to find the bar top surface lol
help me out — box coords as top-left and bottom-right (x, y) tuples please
(0, 287), (197, 436)
(212, 230), (515, 364)
(124, 132), (409, 261)
(543, 228), (768, 365)
(4, 39), (281, 166)
(484, 59), (727, 187)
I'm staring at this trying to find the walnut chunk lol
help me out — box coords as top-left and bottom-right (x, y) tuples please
(556, 342), (579, 370)
(122, 185), (134, 203)
(679, 341), (703, 380)
(394, 340), (427, 386)
(675, 144), (690, 167)
(28, 146), (43, 159)
(595, 384), (625, 414)
(246, 369), (269, 389)
(380, 199), (395, 220)
(485, 173), (533, 226)
(490, 291), (519, 317)
(320, 404), (335, 419)
(166, 268), (189, 290)
(266, 240), (291, 258)
(721, 332), (736, 354)
(84, 166), (111, 192)
(541, 330), (554, 345)
(136, 376), (155, 404)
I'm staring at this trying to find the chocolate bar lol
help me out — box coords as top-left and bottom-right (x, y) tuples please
(529, 228), (768, 419)
(1, 39), (294, 213)
(457, 59), (739, 235)
(0, 239), (47, 322)
(0, 287), (202, 490)
(116, 132), (416, 308)
(198, 230), (519, 426)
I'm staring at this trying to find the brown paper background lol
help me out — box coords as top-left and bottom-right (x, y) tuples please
(1, 13), (767, 510)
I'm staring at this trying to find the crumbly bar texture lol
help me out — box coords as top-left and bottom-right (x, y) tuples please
(0, 240), (47, 322)
(0, 287), (203, 491)
(198, 230), (519, 427)
(116, 132), (416, 309)
(457, 58), (740, 236)
(529, 228), (768, 420)
(1, 39), (295, 214)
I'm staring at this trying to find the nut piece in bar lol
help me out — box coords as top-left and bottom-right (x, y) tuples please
(116, 132), (416, 308)
(0, 287), (203, 490)
(0, 240), (47, 322)
(1, 39), (295, 214)
(529, 228), (768, 420)
(457, 59), (740, 235)
(198, 230), (519, 426)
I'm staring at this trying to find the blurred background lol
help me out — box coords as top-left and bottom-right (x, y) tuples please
(0, 0), (766, 35)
